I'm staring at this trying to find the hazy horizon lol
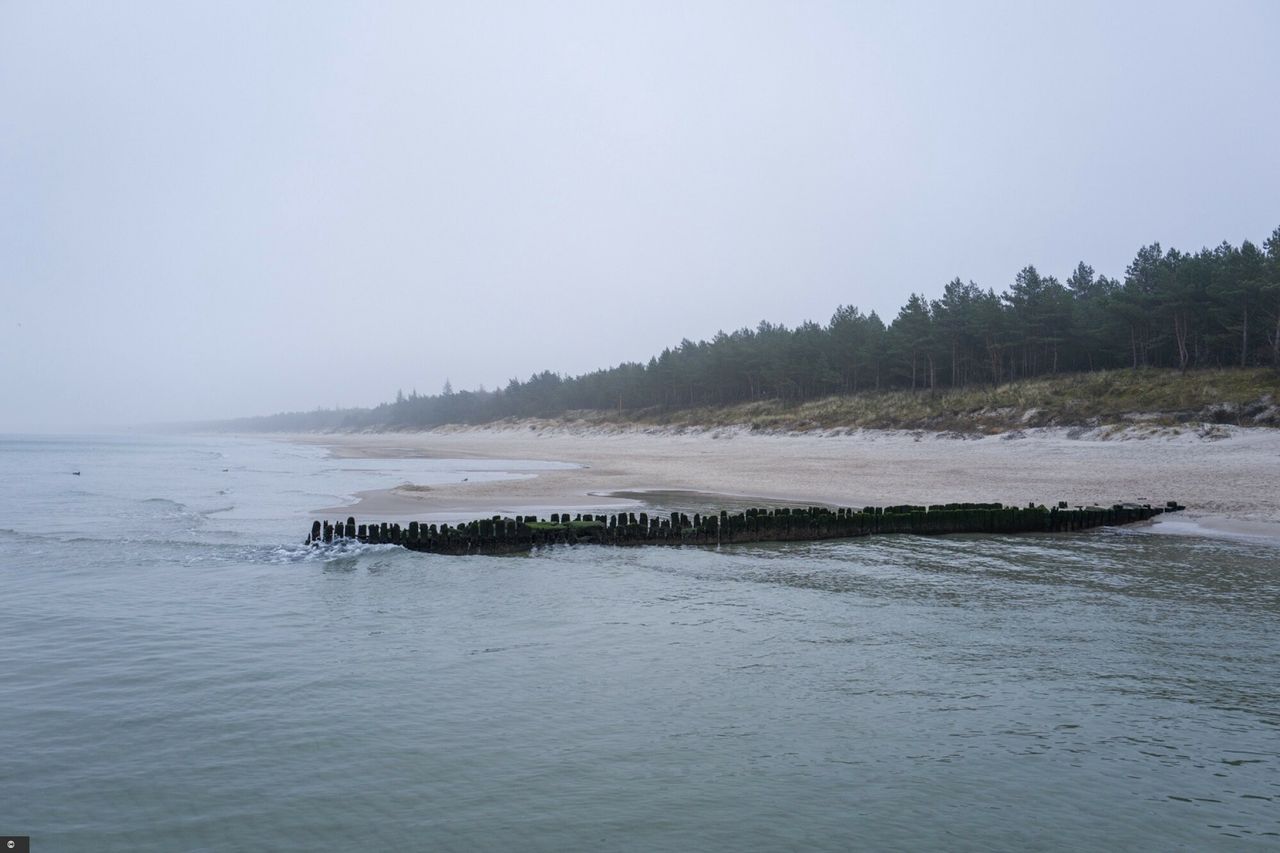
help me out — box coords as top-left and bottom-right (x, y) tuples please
(4, 1), (1278, 432)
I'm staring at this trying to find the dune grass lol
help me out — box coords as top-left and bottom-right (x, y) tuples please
(551, 368), (1280, 433)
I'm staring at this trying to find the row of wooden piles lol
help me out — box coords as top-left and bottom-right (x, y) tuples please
(307, 500), (1184, 556)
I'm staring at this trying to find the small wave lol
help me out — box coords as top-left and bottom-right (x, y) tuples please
(134, 496), (211, 527)
(251, 539), (403, 565)
(0, 529), (133, 546)
(1146, 516), (1280, 546)
(65, 534), (211, 549)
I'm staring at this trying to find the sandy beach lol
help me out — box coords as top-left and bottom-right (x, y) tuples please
(295, 423), (1280, 537)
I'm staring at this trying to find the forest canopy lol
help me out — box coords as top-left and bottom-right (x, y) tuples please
(239, 227), (1280, 431)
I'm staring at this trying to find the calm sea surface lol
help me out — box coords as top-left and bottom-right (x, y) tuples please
(2, 434), (1278, 851)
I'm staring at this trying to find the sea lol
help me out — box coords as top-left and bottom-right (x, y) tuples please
(2, 433), (1278, 851)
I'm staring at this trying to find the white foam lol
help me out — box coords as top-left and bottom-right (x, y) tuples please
(1147, 515), (1280, 545)
(258, 539), (404, 564)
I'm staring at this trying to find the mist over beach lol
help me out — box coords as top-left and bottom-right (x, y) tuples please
(3, 2), (1279, 433)
(3, 2), (1280, 850)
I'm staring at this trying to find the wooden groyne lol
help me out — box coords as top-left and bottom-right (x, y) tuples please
(307, 500), (1185, 556)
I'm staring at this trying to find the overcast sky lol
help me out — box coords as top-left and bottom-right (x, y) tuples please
(2, 1), (1278, 430)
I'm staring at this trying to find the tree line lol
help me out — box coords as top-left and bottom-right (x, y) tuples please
(243, 226), (1280, 430)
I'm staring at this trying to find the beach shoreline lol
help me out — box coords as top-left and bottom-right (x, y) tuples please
(286, 423), (1280, 538)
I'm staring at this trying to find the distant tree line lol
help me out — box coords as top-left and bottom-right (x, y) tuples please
(238, 227), (1280, 430)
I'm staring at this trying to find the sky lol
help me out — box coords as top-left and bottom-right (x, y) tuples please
(2, 0), (1278, 431)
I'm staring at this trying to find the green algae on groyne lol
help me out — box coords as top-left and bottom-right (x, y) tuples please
(307, 500), (1185, 556)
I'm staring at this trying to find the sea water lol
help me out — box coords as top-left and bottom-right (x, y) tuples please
(2, 434), (1277, 851)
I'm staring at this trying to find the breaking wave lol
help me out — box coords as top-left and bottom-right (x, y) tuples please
(246, 539), (404, 565)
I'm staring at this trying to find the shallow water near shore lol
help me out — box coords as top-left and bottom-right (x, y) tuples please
(3, 434), (1278, 851)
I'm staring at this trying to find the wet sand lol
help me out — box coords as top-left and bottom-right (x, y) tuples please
(294, 425), (1280, 536)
